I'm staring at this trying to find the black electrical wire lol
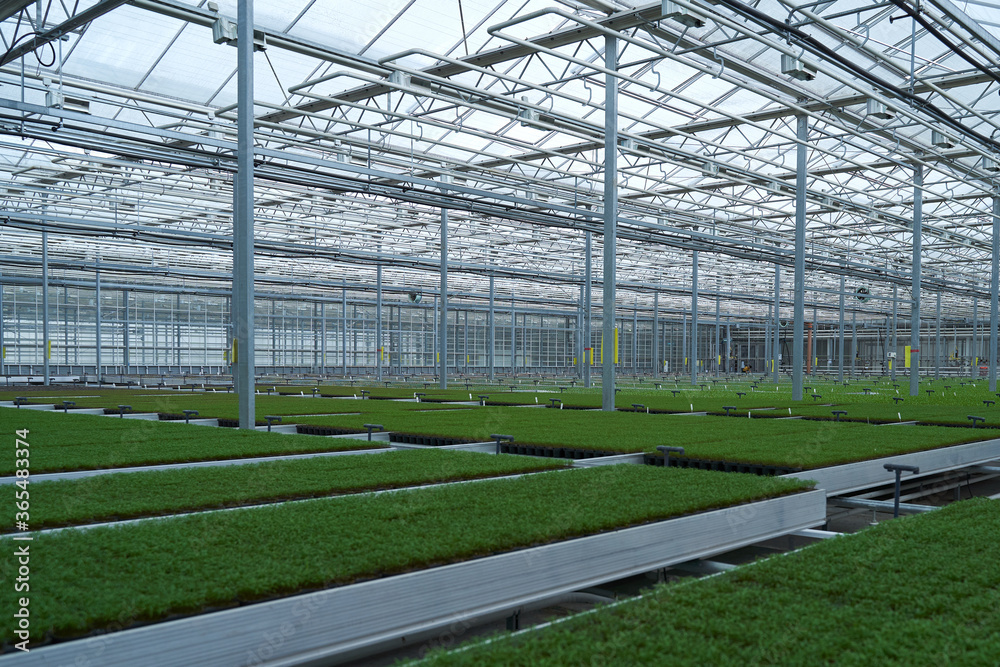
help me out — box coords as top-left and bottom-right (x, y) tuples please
(886, 0), (1000, 92)
(712, 0), (1000, 156)
(1, 9), (57, 68)
(2, 31), (57, 67)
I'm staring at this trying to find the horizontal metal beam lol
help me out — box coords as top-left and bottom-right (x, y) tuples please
(828, 497), (937, 514)
(0, 0), (35, 22)
(0, 0), (131, 67)
(0, 100), (990, 300)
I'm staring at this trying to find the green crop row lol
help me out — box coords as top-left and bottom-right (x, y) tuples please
(287, 407), (985, 468)
(0, 389), (468, 421)
(418, 497), (1000, 666)
(0, 449), (569, 531)
(0, 465), (810, 644)
(0, 410), (385, 475)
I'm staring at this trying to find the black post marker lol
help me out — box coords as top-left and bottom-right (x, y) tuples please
(884, 463), (919, 518)
(656, 445), (685, 467)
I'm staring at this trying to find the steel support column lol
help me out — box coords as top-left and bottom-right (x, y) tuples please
(576, 284), (583, 380)
(691, 251), (698, 385)
(341, 286), (347, 374)
(0, 273), (4, 377)
(439, 209), (448, 389)
(584, 231), (592, 388)
(890, 284), (898, 381)
(935, 291), (941, 380)
(792, 115), (808, 400)
(632, 304), (638, 374)
(96, 267), (102, 380)
(838, 276), (845, 383)
(489, 273), (495, 382)
(910, 164), (923, 397)
(773, 265), (780, 383)
(233, 0), (256, 427)
(653, 291), (659, 376)
(851, 309), (857, 377)
(376, 263), (383, 382)
(42, 227), (49, 385)
(682, 311), (687, 376)
(715, 295), (721, 378)
(973, 296), (979, 378)
(320, 303), (327, 375)
(123, 291), (130, 375)
(601, 33), (618, 411)
(991, 194), (999, 392)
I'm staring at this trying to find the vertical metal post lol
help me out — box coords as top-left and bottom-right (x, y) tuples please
(910, 164), (923, 397)
(376, 263), (383, 382)
(395, 304), (401, 375)
(811, 305), (817, 375)
(584, 231), (592, 387)
(691, 250), (698, 385)
(233, 0), (256, 427)
(341, 285), (347, 375)
(439, 209), (448, 389)
(432, 295), (438, 372)
(765, 304), (771, 375)
(489, 273), (495, 382)
(511, 298), (516, 374)
(890, 284), (898, 381)
(681, 311), (687, 376)
(726, 321), (732, 372)
(838, 276), (845, 383)
(42, 227), (49, 385)
(991, 194), (999, 392)
(632, 303), (638, 373)
(463, 310), (469, 374)
(935, 291), (942, 380)
(320, 302), (327, 376)
(653, 291), (659, 376)
(973, 296), (979, 378)
(0, 272), (4, 378)
(96, 267), (102, 381)
(714, 294), (720, 378)
(792, 115), (807, 400)
(772, 264), (780, 383)
(577, 284), (583, 379)
(851, 309), (857, 377)
(123, 291), (130, 375)
(601, 34), (618, 411)
(174, 292), (180, 369)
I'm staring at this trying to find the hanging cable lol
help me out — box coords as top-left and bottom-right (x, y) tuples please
(1, 9), (57, 67)
(714, 0), (1000, 155)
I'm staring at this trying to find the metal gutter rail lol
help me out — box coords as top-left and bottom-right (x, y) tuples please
(12, 491), (826, 666)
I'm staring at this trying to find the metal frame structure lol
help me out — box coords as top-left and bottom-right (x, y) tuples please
(1, 0), (1000, 416)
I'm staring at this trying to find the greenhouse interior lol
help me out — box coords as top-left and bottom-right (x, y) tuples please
(3, 0), (1000, 664)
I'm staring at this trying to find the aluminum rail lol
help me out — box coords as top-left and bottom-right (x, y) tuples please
(828, 497), (937, 515)
(781, 438), (1000, 495)
(12, 490), (826, 666)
